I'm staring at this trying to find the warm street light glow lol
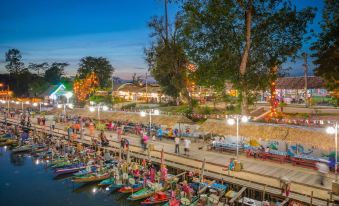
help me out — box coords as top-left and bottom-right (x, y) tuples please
(33, 103), (38, 107)
(65, 92), (73, 99)
(68, 103), (74, 109)
(140, 111), (146, 117)
(89, 106), (95, 112)
(153, 109), (160, 115)
(44, 103), (48, 106)
(102, 105), (108, 111)
(327, 127), (336, 134)
(241, 116), (249, 123)
(15, 101), (19, 105)
(227, 118), (235, 126)
(25, 101), (30, 105)
(57, 104), (62, 109)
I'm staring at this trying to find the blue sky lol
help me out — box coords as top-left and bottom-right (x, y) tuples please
(0, 0), (323, 79)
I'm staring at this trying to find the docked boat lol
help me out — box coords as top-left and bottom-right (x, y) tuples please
(98, 177), (115, 186)
(72, 173), (110, 183)
(0, 139), (18, 146)
(55, 164), (86, 175)
(118, 183), (143, 194)
(127, 182), (164, 201)
(73, 169), (93, 177)
(12, 145), (32, 153)
(141, 191), (170, 205)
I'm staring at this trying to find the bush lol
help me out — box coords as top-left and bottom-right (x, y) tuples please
(121, 103), (137, 110)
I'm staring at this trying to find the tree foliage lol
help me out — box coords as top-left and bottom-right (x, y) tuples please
(179, 0), (315, 113)
(77, 56), (114, 88)
(145, 16), (194, 109)
(5, 48), (25, 75)
(44, 62), (68, 84)
(28, 62), (49, 76)
(311, 0), (339, 100)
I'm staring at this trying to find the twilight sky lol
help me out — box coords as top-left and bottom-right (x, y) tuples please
(0, 0), (323, 79)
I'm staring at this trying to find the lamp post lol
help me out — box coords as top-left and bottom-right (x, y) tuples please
(58, 103), (73, 115)
(140, 109), (160, 135)
(89, 104), (108, 121)
(227, 115), (249, 159)
(65, 92), (73, 104)
(327, 122), (338, 179)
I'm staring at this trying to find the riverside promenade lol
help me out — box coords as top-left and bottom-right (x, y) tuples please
(2, 115), (338, 205)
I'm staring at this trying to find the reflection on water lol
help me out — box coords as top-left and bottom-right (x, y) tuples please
(0, 147), (139, 206)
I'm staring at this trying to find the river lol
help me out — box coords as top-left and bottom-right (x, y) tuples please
(0, 146), (136, 206)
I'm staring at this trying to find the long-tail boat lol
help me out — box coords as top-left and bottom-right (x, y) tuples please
(72, 172), (110, 183)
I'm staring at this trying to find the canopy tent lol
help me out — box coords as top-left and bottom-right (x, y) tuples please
(198, 119), (333, 150)
(52, 108), (192, 128)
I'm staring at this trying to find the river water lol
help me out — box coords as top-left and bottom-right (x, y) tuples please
(0, 146), (135, 206)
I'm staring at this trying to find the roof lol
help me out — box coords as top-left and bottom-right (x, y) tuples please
(276, 76), (325, 89)
(117, 83), (162, 94)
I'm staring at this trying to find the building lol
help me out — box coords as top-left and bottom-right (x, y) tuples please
(275, 76), (328, 104)
(39, 84), (73, 104)
(114, 83), (168, 103)
(258, 76), (329, 104)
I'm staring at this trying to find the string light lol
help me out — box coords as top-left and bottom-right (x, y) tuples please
(74, 72), (99, 102)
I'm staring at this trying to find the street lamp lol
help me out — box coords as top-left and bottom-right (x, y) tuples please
(327, 122), (338, 178)
(89, 104), (108, 120)
(57, 103), (73, 114)
(227, 115), (249, 159)
(64, 92), (73, 103)
(140, 109), (160, 135)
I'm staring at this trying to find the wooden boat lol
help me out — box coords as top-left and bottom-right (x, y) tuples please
(108, 182), (125, 191)
(51, 161), (73, 168)
(12, 145), (32, 153)
(0, 139), (18, 146)
(141, 191), (170, 205)
(73, 169), (93, 177)
(127, 182), (164, 201)
(55, 165), (86, 175)
(72, 173), (110, 183)
(165, 199), (180, 206)
(98, 177), (115, 186)
(118, 183), (143, 194)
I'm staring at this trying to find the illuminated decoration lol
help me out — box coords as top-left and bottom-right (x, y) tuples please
(187, 63), (197, 73)
(49, 84), (66, 100)
(73, 72), (99, 102)
(270, 66), (278, 117)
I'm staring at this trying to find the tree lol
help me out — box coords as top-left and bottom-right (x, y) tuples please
(311, 0), (339, 104)
(180, 0), (315, 114)
(5, 48), (29, 96)
(44, 62), (68, 84)
(145, 16), (194, 109)
(28, 62), (49, 76)
(5, 48), (24, 75)
(77, 56), (114, 88)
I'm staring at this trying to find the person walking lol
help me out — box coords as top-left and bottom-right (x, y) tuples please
(184, 138), (191, 156)
(174, 136), (180, 154)
(316, 160), (329, 186)
(51, 119), (56, 130)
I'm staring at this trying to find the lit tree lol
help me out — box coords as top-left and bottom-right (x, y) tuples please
(73, 72), (99, 103)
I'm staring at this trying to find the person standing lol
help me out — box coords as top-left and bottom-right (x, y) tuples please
(174, 136), (180, 154)
(184, 138), (191, 156)
(316, 160), (329, 186)
(157, 127), (163, 141)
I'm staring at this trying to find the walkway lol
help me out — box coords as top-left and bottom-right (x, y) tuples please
(2, 116), (338, 204)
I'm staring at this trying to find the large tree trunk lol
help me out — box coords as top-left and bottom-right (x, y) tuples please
(239, 0), (253, 115)
(182, 88), (193, 111)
